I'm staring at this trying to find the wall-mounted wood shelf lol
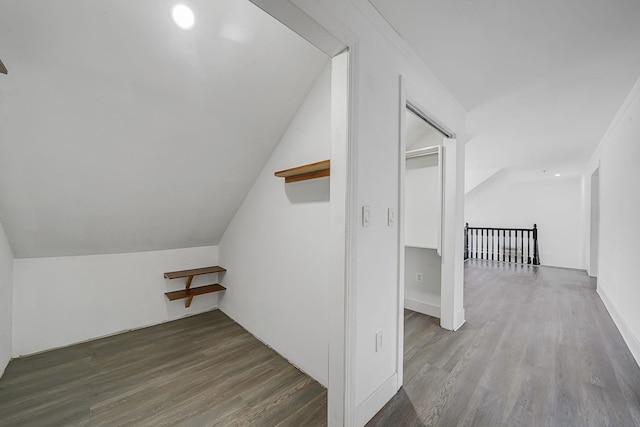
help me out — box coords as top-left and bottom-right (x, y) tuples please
(274, 160), (330, 183)
(163, 265), (226, 308)
(164, 266), (226, 280)
(165, 284), (226, 301)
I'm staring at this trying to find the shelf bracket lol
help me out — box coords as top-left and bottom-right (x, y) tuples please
(184, 275), (194, 308)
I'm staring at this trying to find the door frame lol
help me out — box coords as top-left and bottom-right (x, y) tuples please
(589, 167), (600, 278)
(247, 2), (358, 425)
(396, 76), (458, 390)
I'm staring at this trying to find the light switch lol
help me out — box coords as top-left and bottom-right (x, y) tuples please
(362, 206), (371, 227)
(388, 208), (396, 226)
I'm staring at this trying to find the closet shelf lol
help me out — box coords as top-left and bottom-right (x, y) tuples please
(274, 160), (330, 183)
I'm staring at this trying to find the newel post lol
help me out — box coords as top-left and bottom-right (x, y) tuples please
(533, 224), (540, 265)
(464, 223), (469, 260)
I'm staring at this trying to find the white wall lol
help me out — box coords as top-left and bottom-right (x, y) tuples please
(404, 247), (440, 318)
(294, 3), (468, 425)
(219, 64), (331, 386)
(405, 155), (439, 248)
(466, 169), (583, 269)
(0, 0), (329, 259)
(583, 77), (640, 366)
(0, 221), (14, 376)
(12, 245), (219, 356)
(404, 154), (441, 318)
(247, 2), (468, 425)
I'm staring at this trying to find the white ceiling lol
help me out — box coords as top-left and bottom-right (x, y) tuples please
(0, 0), (328, 257)
(370, 0), (640, 173)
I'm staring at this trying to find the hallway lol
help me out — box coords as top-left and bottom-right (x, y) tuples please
(368, 260), (640, 426)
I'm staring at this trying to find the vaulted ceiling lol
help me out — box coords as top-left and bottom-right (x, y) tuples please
(0, 0), (328, 257)
(370, 0), (640, 173)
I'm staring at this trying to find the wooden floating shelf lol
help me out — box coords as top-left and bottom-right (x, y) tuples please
(274, 160), (330, 183)
(165, 284), (226, 301)
(164, 265), (226, 280)
(163, 265), (226, 308)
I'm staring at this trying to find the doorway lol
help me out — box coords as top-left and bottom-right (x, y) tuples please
(403, 106), (444, 319)
(401, 104), (450, 384)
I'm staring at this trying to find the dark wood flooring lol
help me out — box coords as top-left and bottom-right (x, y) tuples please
(368, 260), (640, 427)
(0, 310), (327, 426)
(3, 261), (640, 426)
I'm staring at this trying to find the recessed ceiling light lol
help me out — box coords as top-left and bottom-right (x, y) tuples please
(172, 4), (195, 30)
(554, 173), (561, 177)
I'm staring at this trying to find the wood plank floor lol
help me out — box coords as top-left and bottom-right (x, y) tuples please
(368, 260), (640, 427)
(0, 310), (327, 426)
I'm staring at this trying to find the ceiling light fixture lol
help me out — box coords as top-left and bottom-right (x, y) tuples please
(554, 173), (561, 177)
(172, 4), (195, 30)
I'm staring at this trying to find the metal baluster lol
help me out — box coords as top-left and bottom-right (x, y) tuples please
(473, 230), (478, 259)
(520, 230), (523, 263)
(492, 229), (494, 261)
(533, 224), (540, 265)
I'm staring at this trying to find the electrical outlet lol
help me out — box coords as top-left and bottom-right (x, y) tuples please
(376, 330), (383, 352)
(416, 273), (423, 282)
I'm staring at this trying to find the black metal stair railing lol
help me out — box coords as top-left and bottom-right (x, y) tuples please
(464, 223), (540, 265)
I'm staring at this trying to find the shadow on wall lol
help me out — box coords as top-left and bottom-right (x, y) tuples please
(285, 177), (330, 203)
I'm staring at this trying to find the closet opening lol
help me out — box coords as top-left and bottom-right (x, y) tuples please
(401, 103), (450, 382)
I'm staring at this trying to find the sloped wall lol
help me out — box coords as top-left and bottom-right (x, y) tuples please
(12, 245), (219, 356)
(219, 64), (331, 386)
(0, 221), (13, 376)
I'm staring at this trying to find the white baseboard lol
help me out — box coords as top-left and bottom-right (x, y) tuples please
(12, 307), (220, 359)
(597, 286), (640, 368)
(404, 297), (440, 318)
(356, 372), (398, 427)
(218, 306), (327, 388)
(0, 355), (9, 378)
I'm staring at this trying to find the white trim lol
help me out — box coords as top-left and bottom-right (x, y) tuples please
(395, 75), (407, 392)
(343, 40), (360, 427)
(597, 287), (640, 368)
(328, 49), (352, 427)
(355, 373), (398, 427)
(437, 145), (444, 256)
(404, 298), (440, 318)
(220, 308), (324, 387)
(14, 308), (220, 358)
